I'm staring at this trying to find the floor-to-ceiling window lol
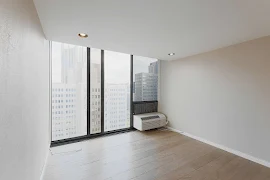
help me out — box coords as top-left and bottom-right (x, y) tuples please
(51, 41), (159, 145)
(51, 42), (87, 141)
(104, 51), (131, 132)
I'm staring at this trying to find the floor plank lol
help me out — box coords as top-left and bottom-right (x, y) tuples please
(43, 129), (270, 180)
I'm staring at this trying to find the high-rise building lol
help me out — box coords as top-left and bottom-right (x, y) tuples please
(148, 61), (159, 74)
(51, 84), (80, 140)
(134, 73), (158, 101)
(90, 63), (101, 134)
(134, 61), (158, 101)
(61, 45), (86, 83)
(104, 84), (130, 131)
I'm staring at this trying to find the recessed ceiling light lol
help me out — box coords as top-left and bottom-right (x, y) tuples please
(168, 53), (175, 56)
(78, 33), (88, 38)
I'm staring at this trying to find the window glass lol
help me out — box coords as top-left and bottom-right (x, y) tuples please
(51, 42), (87, 141)
(133, 56), (159, 101)
(104, 51), (131, 131)
(90, 48), (101, 134)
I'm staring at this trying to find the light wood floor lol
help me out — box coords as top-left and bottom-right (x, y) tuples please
(44, 129), (270, 180)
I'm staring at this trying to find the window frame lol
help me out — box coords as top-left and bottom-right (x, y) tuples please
(50, 43), (159, 147)
(50, 46), (135, 147)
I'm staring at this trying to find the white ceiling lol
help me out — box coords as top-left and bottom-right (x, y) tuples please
(34, 0), (270, 61)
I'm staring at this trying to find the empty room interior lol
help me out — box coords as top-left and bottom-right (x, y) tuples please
(1, 0), (270, 180)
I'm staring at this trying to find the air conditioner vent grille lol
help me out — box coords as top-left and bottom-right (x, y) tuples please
(141, 115), (160, 121)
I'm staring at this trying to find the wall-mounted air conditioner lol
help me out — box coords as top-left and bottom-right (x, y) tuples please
(133, 112), (167, 131)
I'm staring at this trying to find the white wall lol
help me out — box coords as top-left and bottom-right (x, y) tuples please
(160, 36), (270, 165)
(0, 0), (50, 179)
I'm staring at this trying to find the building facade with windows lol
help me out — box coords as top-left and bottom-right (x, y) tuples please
(104, 84), (130, 131)
(148, 61), (159, 74)
(90, 63), (101, 134)
(51, 84), (84, 140)
(134, 73), (158, 101)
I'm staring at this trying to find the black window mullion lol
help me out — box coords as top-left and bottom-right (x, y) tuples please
(101, 50), (105, 133)
(130, 55), (133, 128)
(87, 47), (91, 135)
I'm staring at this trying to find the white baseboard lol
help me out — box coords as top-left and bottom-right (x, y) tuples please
(166, 126), (270, 168)
(40, 147), (50, 180)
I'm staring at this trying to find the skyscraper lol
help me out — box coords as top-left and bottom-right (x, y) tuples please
(52, 85), (78, 140)
(148, 61), (159, 74)
(104, 84), (130, 131)
(90, 63), (101, 134)
(134, 73), (158, 101)
(134, 61), (159, 101)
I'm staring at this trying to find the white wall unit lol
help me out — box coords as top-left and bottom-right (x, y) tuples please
(133, 112), (167, 131)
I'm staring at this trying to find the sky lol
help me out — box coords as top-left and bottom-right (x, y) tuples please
(51, 42), (62, 83)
